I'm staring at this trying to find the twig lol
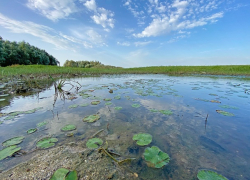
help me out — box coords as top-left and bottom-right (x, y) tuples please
(91, 129), (104, 138)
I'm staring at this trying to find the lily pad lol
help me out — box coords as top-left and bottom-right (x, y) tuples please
(114, 106), (122, 110)
(2, 136), (25, 147)
(61, 124), (76, 132)
(86, 138), (103, 149)
(132, 104), (141, 108)
(114, 96), (121, 100)
(65, 170), (78, 180)
(150, 109), (158, 113)
(0, 121), (3, 125)
(0, 145), (21, 161)
(194, 98), (209, 102)
(216, 110), (234, 116)
(143, 146), (170, 168)
(4, 116), (15, 120)
(209, 93), (218, 96)
(104, 98), (111, 101)
(83, 114), (100, 123)
(159, 110), (173, 115)
(69, 104), (78, 108)
(79, 103), (89, 107)
(210, 100), (221, 103)
(197, 170), (228, 180)
(219, 105), (238, 109)
(133, 133), (152, 146)
(36, 137), (58, 149)
(91, 101), (101, 105)
(105, 102), (112, 106)
(50, 168), (69, 180)
(27, 128), (37, 134)
(37, 121), (48, 127)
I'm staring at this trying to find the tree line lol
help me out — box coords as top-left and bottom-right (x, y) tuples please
(63, 60), (118, 68)
(0, 37), (59, 67)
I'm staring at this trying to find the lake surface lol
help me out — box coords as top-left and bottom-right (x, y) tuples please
(0, 74), (250, 180)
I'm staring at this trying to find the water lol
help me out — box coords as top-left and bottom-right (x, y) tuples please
(0, 74), (250, 179)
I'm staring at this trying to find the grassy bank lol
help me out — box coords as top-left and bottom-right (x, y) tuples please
(1, 65), (250, 80)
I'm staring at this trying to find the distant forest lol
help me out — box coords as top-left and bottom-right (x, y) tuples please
(63, 60), (118, 68)
(0, 37), (59, 67)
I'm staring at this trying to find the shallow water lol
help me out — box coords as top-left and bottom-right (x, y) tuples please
(0, 74), (250, 179)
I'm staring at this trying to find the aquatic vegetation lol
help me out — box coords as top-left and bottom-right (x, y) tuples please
(36, 137), (58, 149)
(2, 136), (25, 147)
(37, 121), (48, 127)
(194, 98), (210, 102)
(91, 101), (101, 105)
(83, 114), (100, 123)
(0, 145), (21, 161)
(103, 98), (111, 101)
(131, 104), (141, 108)
(50, 168), (69, 180)
(216, 110), (234, 116)
(65, 170), (78, 180)
(4, 116), (15, 120)
(68, 104), (78, 108)
(114, 95), (121, 100)
(105, 102), (112, 106)
(27, 128), (37, 134)
(150, 109), (158, 112)
(0, 121), (3, 124)
(61, 124), (76, 132)
(86, 138), (103, 149)
(114, 106), (122, 110)
(209, 94), (218, 96)
(159, 110), (173, 115)
(143, 146), (170, 168)
(210, 100), (221, 103)
(133, 133), (152, 146)
(238, 95), (248, 98)
(79, 103), (89, 107)
(219, 105), (238, 109)
(197, 170), (228, 180)
(81, 94), (92, 99)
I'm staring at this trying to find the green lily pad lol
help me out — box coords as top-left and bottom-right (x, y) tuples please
(194, 98), (210, 102)
(86, 138), (103, 149)
(150, 109), (158, 113)
(159, 110), (173, 115)
(143, 146), (170, 168)
(81, 94), (92, 99)
(65, 170), (78, 180)
(216, 110), (234, 116)
(114, 96), (121, 100)
(27, 128), (37, 134)
(209, 93), (218, 96)
(50, 168), (69, 180)
(104, 98), (111, 101)
(219, 105), (238, 109)
(0, 145), (21, 161)
(69, 104), (78, 109)
(133, 133), (152, 146)
(210, 100), (221, 103)
(114, 106), (122, 110)
(61, 124), (76, 132)
(36, 137), (58, 149)
(83, 114), (100, 123)
(132, 104), (141, 108)
(79, 103), (89, 107)
(91, 101), (101, 105)
(2, 136), (25, 147)
(197, 170), (228, 180)
(37, 121), (48, 127)
(105, 102), (112, 106)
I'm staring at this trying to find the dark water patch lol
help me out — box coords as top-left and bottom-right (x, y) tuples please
(199, 136), (226, 153)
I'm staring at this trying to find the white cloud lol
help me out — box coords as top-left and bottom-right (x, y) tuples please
(26, 0), (78, 21)
(117, 42), (130, 46)
(83, 0), (115, 30)
(134, 0), (224, 38)
(134, 41), (152, 47)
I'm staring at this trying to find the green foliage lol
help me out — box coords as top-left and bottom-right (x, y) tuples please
(37, 121), (48, 127)
(83, 114), (100, 123)
(197, 170), (228, 180)
(61, 124), (76, 132)
(159, 110), (173, 115)
(50, 168), (69, 180)
(2, 136), (25, 147)
(114, 106), (122, 110)
(0, 145), (21, 161)
(133, 133), (152, 146)
(216, 110), (234, 116)
(36, 137), (58, 149)
(27, 128), (37, 134)
(63, 59), (117, 68)
(0, 38), (58, 67)
(131, 104), (141, 108)
(86, 138), (103, 149)
(143, 146), (170, 168)
(91, 101), (101, 105)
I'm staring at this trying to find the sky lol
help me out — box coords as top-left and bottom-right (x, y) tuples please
(0, 0), (249, 67)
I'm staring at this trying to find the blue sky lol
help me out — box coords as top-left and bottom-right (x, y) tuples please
(0, 0), (249, 67)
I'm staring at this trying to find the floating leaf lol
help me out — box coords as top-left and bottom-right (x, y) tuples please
(114, 96), (121, 100)
(197, 170), (228, 180)
(216, 110), (234, 116)
(36, 137), (58, 149)
(37, 121), (48, 127)
(79, 103), (89, 107)
(91, 101), (101, 105)
(219, 105), (238, 109)
(83, 114), (100, 123)
(0, 121), (3, 125)
(210, 100), (221, 103)
(61, 124), (76, 132)
(132, 104), (141, 108)
(69, 104), (78, 109)
(4, 116), (15, 120)
(81, 94), (92, 99)
(50, 168), (69, 180)
(143, 146), (170, 168)
(194, 98), (209, 102)
(0, 145), (21, 161)
(86, 138), (103, 149)
(2, 136), (25, 147)
(159, 110), (173, 115)
(65, 170), (78, 180)
(150, 109), (158, 112)
(105, 102), (112, 106)
(23, 109), (36, 114)
(114, 106), (122, 110)
(104, 98), (111, 101)
(133, 133), (152, 146)
(27, 128), (37, 134)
